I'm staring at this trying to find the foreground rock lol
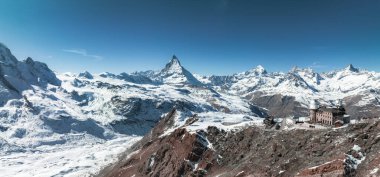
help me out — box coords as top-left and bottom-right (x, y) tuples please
(101, 118), (380, 177)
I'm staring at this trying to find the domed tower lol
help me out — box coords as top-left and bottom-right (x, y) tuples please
(309, 100), (318, 123)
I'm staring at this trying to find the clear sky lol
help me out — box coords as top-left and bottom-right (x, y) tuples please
(0, 0), (379, 75)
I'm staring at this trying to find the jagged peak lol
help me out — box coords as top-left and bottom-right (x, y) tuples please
(158, 55), (202, 85)
(25, 57), (34, 64)
(162, 55), (183, 74)
(172, 54), (179, 61)
(169, 55), (181, 66)
(344, 64), (359, 72)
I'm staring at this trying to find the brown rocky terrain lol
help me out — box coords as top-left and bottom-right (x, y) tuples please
(99, 112), (380, 177)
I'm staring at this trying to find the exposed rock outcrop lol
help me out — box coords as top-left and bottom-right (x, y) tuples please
(105, 128), (212, 177)
(102, 119), (380, 177)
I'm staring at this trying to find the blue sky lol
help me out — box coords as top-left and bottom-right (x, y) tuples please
(0, 0), (379, 75)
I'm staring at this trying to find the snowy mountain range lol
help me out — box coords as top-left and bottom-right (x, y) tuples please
(1, 42), (379, 176)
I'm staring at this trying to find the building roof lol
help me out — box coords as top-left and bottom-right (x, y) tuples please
(318, 107), (345, 115)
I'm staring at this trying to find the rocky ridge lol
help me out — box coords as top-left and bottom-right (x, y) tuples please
(103, 116), (380, 177)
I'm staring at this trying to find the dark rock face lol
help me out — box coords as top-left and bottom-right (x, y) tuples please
(116, 72), (153, 84)
(107, 95), (207, 136)
(101, 119), (380, 177)
(345, 64), (359, 73)
(248, 92), (308, 117)
(43, 116), (106, 139)
(343, 95), (380, 119)
(108, 97), (174, 136)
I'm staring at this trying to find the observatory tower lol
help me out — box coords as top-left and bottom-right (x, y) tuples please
(309, 100), (318, 123)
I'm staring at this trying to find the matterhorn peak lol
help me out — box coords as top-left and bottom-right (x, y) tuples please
(162, 55), (183, 74)
(171, 54), (179, 62)
(169, 54), (181, 66)
(158, 55), (202, 85)
(345, 64), (359, 72)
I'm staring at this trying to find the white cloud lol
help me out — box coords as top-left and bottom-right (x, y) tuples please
(62, 49), (103, 60)
(309, 61), (326, 69)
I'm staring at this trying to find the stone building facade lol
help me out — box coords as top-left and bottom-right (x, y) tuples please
(309, 100), (350, 126)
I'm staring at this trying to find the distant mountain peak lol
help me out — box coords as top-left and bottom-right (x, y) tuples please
(254, 65), (267, 74)
(345, 64), (359, 72)
(25, 57), (35, 65)
(78, 71), (94, 79)
(245, 65), (267, 75)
